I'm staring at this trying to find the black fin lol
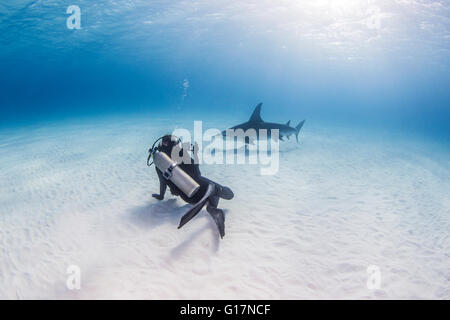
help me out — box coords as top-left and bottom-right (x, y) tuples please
(207, 207), (225, 239)
(248, 103), (263, 123)
(178, 183), (215, 229)
(218, 186), (234, 200)
(286, 120), (291, 126)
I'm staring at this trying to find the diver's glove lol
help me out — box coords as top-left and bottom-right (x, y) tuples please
(152, 193), (164, 200)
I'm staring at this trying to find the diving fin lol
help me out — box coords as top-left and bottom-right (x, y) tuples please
(178, 183), (215, 229)
(207, 206), (225, 239)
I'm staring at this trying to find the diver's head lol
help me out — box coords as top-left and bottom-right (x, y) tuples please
(158, 134), (180, 154)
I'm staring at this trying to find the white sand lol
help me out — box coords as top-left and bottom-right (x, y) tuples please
(0, 115), (448, 299)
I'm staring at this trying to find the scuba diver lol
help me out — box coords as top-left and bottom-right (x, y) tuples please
(147, 135), (234, 239)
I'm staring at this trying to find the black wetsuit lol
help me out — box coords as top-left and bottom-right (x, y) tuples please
(152, 138), (233, 238)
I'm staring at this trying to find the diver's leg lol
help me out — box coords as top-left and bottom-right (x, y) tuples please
(207, 194), (219, 208)
(199, 177), (234, 200)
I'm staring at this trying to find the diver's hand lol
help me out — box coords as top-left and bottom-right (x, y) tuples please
(152, 193), (164, 200)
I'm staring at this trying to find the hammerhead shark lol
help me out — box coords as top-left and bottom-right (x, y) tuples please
(221, 103), (305, 143)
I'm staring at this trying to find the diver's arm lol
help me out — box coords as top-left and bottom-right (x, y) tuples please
(152, 169), (167, 200)
(192, 142), (202, 175)
(192, 142), (199, 164)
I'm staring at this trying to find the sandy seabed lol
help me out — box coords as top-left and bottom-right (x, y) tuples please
(0, 115), (448, 299)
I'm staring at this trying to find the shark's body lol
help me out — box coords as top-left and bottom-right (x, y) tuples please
(221, 103), (305, 142)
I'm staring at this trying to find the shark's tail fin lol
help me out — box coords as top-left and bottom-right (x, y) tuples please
(295, 120), (305, 143)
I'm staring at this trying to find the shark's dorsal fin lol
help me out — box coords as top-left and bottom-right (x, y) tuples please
(249, 103), (263, 123)
(286, 120), (291, 126)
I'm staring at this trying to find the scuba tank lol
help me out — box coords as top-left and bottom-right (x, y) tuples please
(153, 151), (200, 198)
(148, 136), (200, 198)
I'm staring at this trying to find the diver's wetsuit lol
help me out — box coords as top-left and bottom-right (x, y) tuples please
(152, 136), (233, 238)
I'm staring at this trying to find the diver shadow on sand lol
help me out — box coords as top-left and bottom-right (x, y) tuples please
(128, 198), (192, 230)
(128, 198), (227, 240)
(170, 210), (227, 259)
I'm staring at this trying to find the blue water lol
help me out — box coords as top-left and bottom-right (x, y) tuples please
(1, 2), (450, 300)
(1, 1), (449, 142)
